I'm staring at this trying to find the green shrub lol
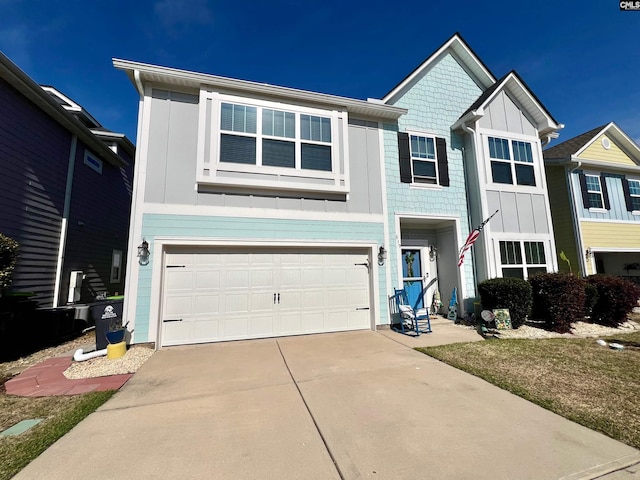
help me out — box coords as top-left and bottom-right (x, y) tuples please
(583, 282), (599, 317)
(477, 277), (532, 329)
(586, 274), (640, 327)
(0, 233), (19, 294)
(529, 273), (586, 333)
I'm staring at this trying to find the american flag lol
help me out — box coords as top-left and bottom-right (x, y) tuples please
(457, 210), (499, 267)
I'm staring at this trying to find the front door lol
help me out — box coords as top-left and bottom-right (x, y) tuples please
(401, 248), (428, 308)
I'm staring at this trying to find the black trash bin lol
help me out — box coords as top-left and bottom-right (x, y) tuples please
(90, 299), (124, 350)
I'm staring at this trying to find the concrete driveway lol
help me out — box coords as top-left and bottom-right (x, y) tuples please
(14, 330), (640, 479)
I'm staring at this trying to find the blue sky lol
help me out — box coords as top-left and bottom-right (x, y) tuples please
(2, 0), (639, 146)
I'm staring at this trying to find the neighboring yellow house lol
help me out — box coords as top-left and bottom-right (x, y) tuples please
(543, 122), (640, 282)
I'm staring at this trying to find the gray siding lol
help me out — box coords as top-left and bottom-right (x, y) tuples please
(0, 77), (68, 306)
(478, 91), (537, 136)
(145, 89), (383, 214)
(62, 142), (133, 303)
(487, 191), (549, 234)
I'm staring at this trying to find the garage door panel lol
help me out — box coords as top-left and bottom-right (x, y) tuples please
(165, 271), (193, 291)
(164, 295), (193, 317)
(195, 271), (220, 290)
(194, 295), (219, 315)
(161, 248), (372, 346)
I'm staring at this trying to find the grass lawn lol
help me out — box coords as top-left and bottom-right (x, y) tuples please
(418, 330), (640, 449)
(0, 333), (115, 480)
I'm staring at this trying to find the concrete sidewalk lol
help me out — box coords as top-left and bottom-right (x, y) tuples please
(14, 330), (640, 479)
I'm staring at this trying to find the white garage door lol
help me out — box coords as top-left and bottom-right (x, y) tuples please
(161, 247), (372, 346)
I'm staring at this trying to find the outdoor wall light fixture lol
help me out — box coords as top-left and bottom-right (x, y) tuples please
(378, 246), (387, 265)
(429, 245), (438, 261)
(585, 248), (592, 259)
(138, 238), (150, 265)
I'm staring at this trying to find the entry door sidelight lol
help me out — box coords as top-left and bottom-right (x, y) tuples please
(401, 248), (426, 308)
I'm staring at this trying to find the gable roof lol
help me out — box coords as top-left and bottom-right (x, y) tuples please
(543, 122), (640, 171)
(0, 52), (129, 167)
(113, 59), (407, 120)
(452, 70), (563, 138)
(382, 33), (496, 104)
(542, 124), (607, 159)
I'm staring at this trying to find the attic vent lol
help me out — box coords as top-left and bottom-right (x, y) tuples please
(602, 137), (611, 150)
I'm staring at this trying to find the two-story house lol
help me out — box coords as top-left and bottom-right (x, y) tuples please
(543, 122), (640, 281)
(114, 59), (405, 347)
(382, 34), (563, 314)
(0, 52), (135, 308)
(116, 34), (563, 347)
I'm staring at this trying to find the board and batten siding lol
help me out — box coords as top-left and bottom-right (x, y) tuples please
(144, 89), (384, 214)
(0, 76), (69, 307)
(544, 166), (579, 273)
(486, 191), (549, 234)
(578, 134), (638, 166)
(478, 90), (537, 137)
(571, 172), (640, 222)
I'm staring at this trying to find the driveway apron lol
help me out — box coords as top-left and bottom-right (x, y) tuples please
(14, 330), (640, 480)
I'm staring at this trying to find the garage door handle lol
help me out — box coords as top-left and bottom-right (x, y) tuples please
(356, 307), (370, 310)
(163, 319), (183, 322)
(166, 265), (186, 268)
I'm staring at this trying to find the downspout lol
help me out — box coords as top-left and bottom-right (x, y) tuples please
(52, 135), (78, 307)
(567, 157), (586, 275)
(460, 120), (481, 299)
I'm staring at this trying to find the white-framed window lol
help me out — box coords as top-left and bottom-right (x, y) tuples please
(219, 101), (333, 172)
(585, 174), (604, 209)
(499, 240), (547, 279)
(198, 91), (347, 195)
(110, 250), (122, 283)
(488, 136), (535, 186)
(409, 135), (437, 184)
(628, 179), (640, 211)
(84, 151), (102, 174)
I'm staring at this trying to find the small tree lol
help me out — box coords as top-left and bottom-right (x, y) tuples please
(0, 233), (19, 295)
(529, 273), (586, 333)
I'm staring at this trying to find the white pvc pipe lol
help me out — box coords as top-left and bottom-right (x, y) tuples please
(73, 348), (107, 362)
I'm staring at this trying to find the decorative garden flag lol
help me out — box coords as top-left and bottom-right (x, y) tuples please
(457, 210), (499, 267)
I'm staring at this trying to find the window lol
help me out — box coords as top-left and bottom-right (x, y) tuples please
(84, 151), (103, 174)
(219, 102), (332, 172)
(584, 174), (604, 209)
(110, 250), (122, 283)
(397, 132), (449, 186)
(488, 137), (535, 186)
(410, 135), (437, 184)
(626, 179), (640, 211)
(499, 241), (547, 279)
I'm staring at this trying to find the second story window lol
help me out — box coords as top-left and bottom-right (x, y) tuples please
(579, 173), (610, 211)
(624, 179), (640, 212)
(219, 102), (333, 172)
(397, 132), (449, 187)
(488, 137), (535, 186)
(410, 135), (437, 184)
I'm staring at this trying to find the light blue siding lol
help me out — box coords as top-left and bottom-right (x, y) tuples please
(572, 172), (640, 222)
(384, 52), (483, 305)
(134, 214), (387, 340)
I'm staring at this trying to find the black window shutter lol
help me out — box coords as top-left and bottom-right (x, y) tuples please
(436, 137), (449, 187)
(622, 178), (634, 211)
(578, 173), (590, 208)
(397, 132), (412, 183)
(600, 174), (610, 210)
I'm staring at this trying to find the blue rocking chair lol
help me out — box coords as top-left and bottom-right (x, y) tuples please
(392, 288), (432, 336)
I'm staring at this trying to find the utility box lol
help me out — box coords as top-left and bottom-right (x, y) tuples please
(68, 271), (84, 304)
